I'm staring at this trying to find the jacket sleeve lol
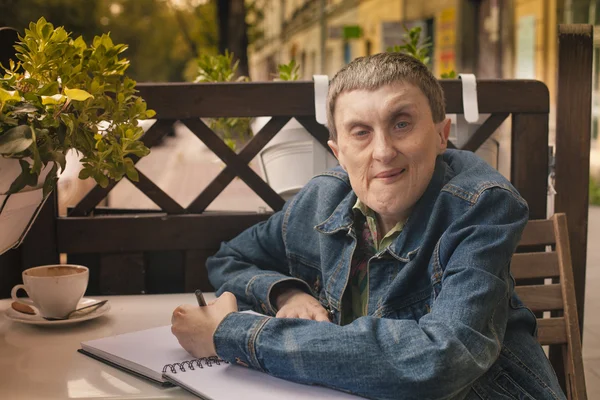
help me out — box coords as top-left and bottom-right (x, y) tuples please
(206, 201), (312, 315)
(212, 187), (529, 400)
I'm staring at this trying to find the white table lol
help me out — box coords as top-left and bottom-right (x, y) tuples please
(0, 293), (216, 399)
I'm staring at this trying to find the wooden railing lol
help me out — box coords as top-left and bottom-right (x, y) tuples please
(15, 79), (551, 295)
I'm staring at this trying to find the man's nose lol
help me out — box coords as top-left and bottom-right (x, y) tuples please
(372, 131), (397, 163)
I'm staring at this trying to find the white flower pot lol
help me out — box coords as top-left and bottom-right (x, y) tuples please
(0, 157), (54, 194)
(449, 114), (499, 169)
(0, 157), (54, 255)
(251, 117), (338, 200)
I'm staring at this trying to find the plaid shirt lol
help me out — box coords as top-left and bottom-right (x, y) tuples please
(341, 199), (404, 325)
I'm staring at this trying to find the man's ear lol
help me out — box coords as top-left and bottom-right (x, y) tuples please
(328, 139), (345, 170)
(436, 118), (451, 154)
(328, 139), (340, 159)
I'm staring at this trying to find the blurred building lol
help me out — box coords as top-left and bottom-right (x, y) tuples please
(249, 0), (600, 175)
(249, 1), (558, 84)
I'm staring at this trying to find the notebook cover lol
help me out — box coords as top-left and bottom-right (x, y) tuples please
(77, 348), (174, 387)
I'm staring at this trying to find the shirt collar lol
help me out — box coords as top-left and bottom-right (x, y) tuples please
(352, 198), (405, 251)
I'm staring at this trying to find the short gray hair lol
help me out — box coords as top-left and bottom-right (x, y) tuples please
(326, 52), (446, 141)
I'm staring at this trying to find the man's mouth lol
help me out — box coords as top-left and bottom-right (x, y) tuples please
(375, 168), (406, 179)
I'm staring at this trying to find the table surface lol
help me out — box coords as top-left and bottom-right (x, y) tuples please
(0, 292), (217, 399)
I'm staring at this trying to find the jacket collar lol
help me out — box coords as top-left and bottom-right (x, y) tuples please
(315, 155), (448, 258)
(314, 190), (357, 234)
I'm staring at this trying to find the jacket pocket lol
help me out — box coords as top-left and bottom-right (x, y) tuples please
(472, 365), (536, 400)
(494, 372), (536, 400)
(288, 253), (323, 295)
(472, 347), (562, 400)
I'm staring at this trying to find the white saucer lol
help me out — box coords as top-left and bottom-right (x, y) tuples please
(5, 298), (111, 326)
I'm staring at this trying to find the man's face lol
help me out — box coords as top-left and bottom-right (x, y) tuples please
(328, 81), (450, 223)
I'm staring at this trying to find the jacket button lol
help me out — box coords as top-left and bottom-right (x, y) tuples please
(260, 302), (268, 313)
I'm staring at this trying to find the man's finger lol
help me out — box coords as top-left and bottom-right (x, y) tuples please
(276, 309), (292, 318)
(309, 309), (328, 321)
(314, 313), (330, 322)
(298, 311), (314, 320)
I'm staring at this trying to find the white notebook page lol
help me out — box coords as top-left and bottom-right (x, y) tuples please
(164, 360), (363, 400)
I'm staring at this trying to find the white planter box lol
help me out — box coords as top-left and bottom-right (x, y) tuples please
(449, 114), (499, 169)
(252, 117), (338, 200)
(0, 157), (52, 255)
(0, 189), (48, 255)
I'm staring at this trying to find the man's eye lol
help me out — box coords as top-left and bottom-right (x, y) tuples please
(395, 121), (409, 129)
(355, 130), (369, 136)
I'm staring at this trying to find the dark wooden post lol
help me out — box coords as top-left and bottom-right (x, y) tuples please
(554, 24), (593, 335)
(511, 113), (549, 220)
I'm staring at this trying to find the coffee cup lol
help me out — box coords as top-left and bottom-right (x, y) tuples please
(11, 264), (89, 319)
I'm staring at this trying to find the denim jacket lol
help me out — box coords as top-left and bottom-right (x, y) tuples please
(207, 149), (565, 400)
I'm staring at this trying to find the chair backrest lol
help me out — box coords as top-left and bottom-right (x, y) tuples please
(512, 213), (587, 400)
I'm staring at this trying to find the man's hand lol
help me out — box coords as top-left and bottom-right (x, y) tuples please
(171, 292), (238, 358)
(274, 288), (330, 321)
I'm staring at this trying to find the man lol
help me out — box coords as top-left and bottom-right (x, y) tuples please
(171, 53), (564, 399)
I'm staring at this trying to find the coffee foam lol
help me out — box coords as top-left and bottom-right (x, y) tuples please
(25, 266), (86, 278)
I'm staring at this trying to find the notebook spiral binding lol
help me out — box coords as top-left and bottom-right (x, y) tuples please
(162, 356), (228, 374)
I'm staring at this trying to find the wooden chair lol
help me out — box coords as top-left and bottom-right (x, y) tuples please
(512, 213), (587, 399)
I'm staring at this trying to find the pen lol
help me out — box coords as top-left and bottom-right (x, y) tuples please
(195, 289), (207, 307)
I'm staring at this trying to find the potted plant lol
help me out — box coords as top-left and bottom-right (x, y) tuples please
(389, 26), (498, 169)
(251, 60), (337, 200)
(193, 50), (252, 152)
(0, 17), (154, 255)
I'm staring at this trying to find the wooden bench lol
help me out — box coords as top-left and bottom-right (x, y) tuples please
(513, 213), (587, 399)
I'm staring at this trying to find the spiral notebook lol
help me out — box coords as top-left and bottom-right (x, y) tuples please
(79, 324), (362, 399)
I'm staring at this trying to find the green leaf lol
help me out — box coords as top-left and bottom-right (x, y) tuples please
(59, 114), (75, 137)
(64, 87), (94, 102)
(50, 27), (68, 43)
(78, 167), (92, 180)
(73, 36), (87, 50)
(127, 145), (150, 157)
(7, 159), (38, 194)
(277, 59), (299, 81)
(42, 164), (58, 196)
(38, 81), (59, 96)
(125, 165), (139, 181)
(23, 92), (39, 104)
(440, 70), (457, 79)
(94, 172), (109, 188)
(41, 94), (67, 105)
(30, 136), (42, 175)
(0, 88), (21, 103)
(48, 150), (67, 172)
(0, 125), (33, 154)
